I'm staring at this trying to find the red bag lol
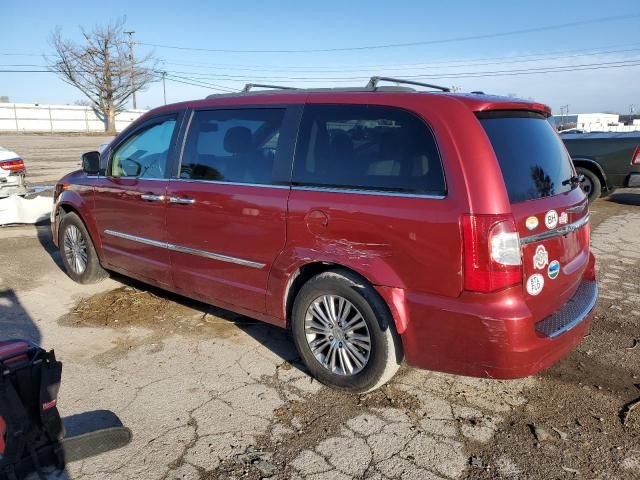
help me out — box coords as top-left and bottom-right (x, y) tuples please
(0, 341), (30, 460)
(0, 340), (63, 479)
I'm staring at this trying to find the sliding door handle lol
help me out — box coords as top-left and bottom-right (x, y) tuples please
(140, 194), (165, 202)
(169, 197), (195, 205)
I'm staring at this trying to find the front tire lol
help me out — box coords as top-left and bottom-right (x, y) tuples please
(291, 269), (403, 393)
(58, 212), (108, 284)
(576, 167), (602, 203)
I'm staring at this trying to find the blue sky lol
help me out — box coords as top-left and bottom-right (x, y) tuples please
(1, 0), (639, 114)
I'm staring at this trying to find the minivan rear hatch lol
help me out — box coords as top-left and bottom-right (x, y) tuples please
(479, 111), (590, 321)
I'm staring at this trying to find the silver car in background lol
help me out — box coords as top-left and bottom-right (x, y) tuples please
(0, 147), (27, 198)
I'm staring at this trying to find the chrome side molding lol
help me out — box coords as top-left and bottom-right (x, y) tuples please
(103, 230), (265, 269)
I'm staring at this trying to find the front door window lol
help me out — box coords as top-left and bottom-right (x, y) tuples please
(111, 118), (177, 178)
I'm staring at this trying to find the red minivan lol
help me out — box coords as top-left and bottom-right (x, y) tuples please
(52, 79), (597, 392)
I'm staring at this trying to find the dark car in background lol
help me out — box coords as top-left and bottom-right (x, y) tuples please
(561, 132), (640, 202)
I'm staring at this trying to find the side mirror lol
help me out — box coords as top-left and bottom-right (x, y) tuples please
(81, 151), (101, 175)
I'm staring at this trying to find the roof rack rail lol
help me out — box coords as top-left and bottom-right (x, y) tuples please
(242, 83), (299, 92)
(366, 76), (451, 92)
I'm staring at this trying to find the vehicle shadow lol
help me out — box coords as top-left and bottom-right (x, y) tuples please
(36, 219), (304, 370)
(1, 290), (131, 479)
(0, 288), (42, 343)
(35, 220), (65, 272)
(109, 273), (304, 369)
(606, 190), (640, 206)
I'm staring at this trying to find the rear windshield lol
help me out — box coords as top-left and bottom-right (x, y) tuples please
(479, 112), (575, 203)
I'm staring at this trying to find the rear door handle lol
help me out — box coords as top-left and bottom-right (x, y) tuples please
(169, 197), (195, 205)
(140, 194), (165, 202)
(168, 196), (195, 205)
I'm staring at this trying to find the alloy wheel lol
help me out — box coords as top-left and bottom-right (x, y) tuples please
(63, 225), (88, 274)
(580, 175), (593, 196)
(304, 294), (372, 376)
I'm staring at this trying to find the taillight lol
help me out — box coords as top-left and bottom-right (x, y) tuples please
(0, 158), (25, 172)
(632, 145), (640, 166)
(461, 214), (522, 293)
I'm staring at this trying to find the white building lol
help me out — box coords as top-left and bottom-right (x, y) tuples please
(551, 113), (640, 132)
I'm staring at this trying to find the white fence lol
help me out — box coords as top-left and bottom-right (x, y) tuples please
(0, 103), (147, 133)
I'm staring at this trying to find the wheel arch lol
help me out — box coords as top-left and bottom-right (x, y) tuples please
(283, 261), (406, 337)
(56, 195), (104, 260)
(572, 158), (607, 189)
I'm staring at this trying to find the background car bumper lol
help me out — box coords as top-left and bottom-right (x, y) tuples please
(0, 176), (27, 198)
(627, 173), (640, 188)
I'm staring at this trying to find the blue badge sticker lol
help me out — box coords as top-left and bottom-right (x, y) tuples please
(548, 260), (560, 279)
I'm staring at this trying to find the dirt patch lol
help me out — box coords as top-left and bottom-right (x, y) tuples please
(60, 284), (259, 340)
(204, 368), (421, 479)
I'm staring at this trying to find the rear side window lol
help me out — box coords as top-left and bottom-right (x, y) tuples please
(181, 109), (285, 185)
(479, 112), (575, 203)
(292, 105), (445, 195)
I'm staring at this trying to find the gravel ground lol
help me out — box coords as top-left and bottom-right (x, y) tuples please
(0, 133), (112, 186)
(0, 135), (638, 479)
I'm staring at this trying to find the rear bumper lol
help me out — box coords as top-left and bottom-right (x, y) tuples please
(627, 173), (640, 188)
(0, 174), (27, 198)
(394, 254), (597, 379)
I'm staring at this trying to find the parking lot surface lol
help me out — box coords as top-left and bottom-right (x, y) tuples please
(1, 134), (639, 479)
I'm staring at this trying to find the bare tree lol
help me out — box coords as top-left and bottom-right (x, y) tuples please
(47, 18), (157, 133)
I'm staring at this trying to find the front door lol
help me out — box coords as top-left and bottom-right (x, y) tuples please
(92, 115), (179, 287)
(165, 106), (298, 315)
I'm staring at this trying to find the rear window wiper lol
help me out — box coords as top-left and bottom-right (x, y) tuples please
(562, 174), (584, 186)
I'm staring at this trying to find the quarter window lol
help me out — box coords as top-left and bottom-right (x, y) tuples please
(292, 105), (445, 195)
(111, 117), (177, 178)
(181, 109), (285, 184)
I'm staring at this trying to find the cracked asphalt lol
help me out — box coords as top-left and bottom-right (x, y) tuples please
(0, 135), (639, 479)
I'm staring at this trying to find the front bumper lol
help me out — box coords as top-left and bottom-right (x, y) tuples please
(395, 254), (597, 379)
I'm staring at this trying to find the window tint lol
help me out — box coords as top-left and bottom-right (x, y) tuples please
(292, 105), (445, 195)
(181, 109), (285, 184)
(479, 112), (575, 203)
(111, 117), (176, 178)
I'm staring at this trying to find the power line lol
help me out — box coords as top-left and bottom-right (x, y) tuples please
(3, 58), (640, 83)
(0, 53), (42, 57)
(137, 13), (640, 54)
(11, 43), (640, 74)
(162, 73), (235, 92)
(158, 44), (640, 73)
(2, 59), (640, 93)
(5, 42), (640, 73)
(152, 58), (640, 82)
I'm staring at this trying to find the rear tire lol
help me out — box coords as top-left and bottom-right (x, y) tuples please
(576, 167), (602, 203)
(58, 212), (108, 284)
(291, 269), (403, 393)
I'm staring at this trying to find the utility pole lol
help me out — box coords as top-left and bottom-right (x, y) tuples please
(559, 104), (569, 130)
(162, 71), (167, 105)
(124, 30), (136, 109)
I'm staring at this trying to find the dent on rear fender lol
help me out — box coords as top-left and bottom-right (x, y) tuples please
(311, 238), (392, 265)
